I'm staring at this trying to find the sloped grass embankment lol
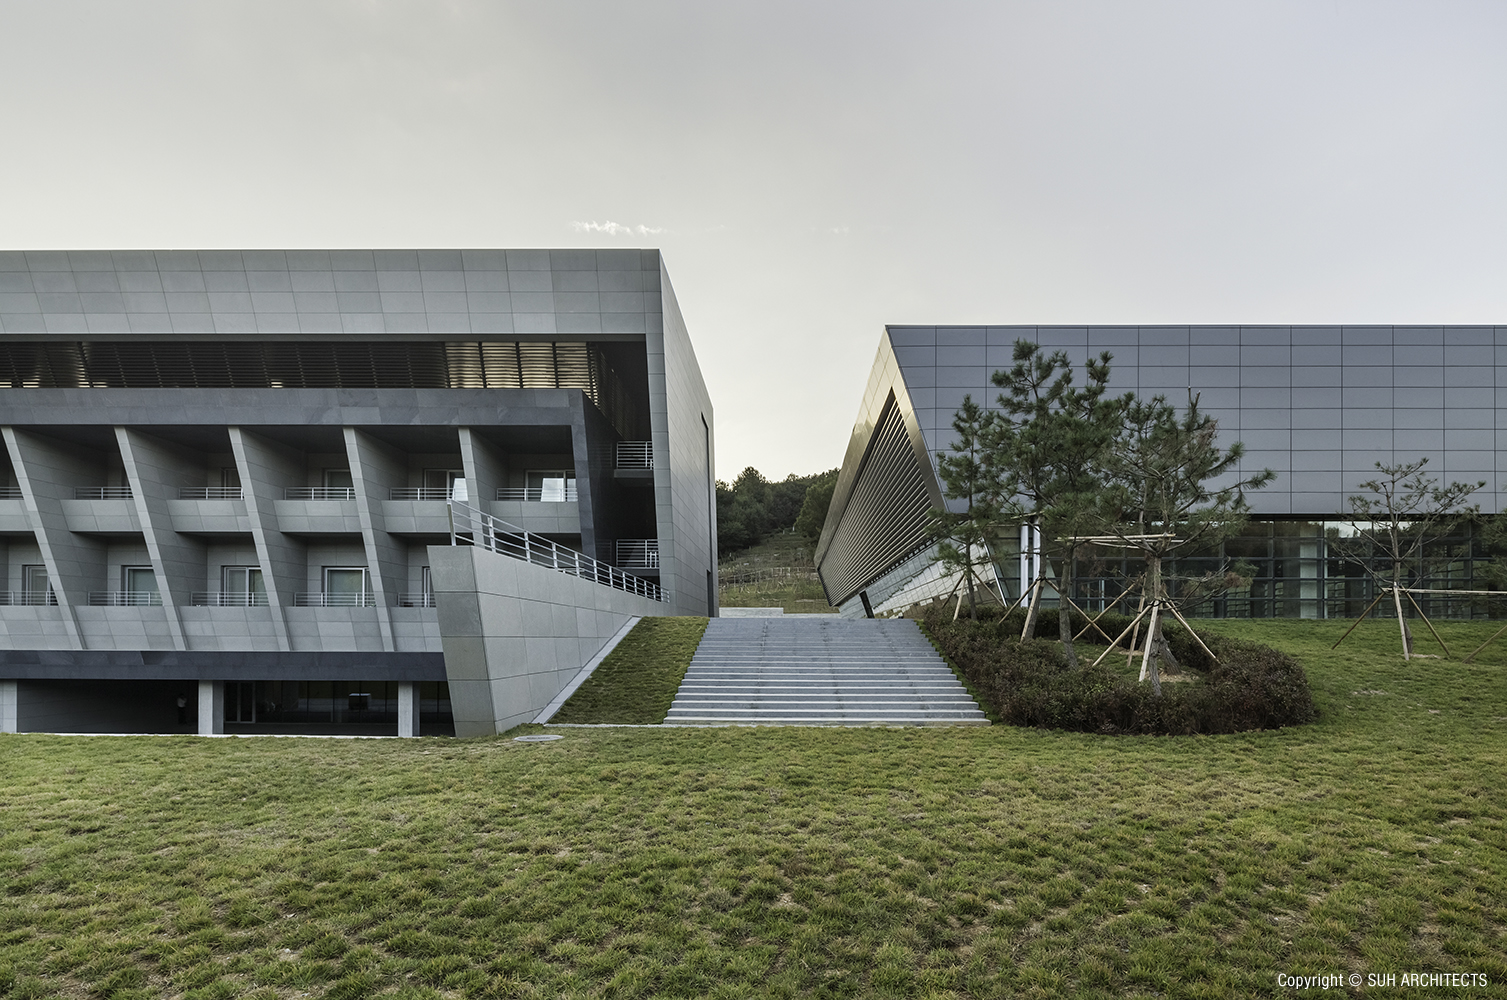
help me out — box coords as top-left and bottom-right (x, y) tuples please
(548, 616), (708, 725)
(0, 619), (1504, 997)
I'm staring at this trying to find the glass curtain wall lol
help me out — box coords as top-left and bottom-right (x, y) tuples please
(1008, 517), (1497, 620)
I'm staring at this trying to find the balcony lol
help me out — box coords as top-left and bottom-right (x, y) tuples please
(389, 488), (454, 501)
(294, 593), (377, 607)
(89, 591), (163, 606)
(75, 487), (133, 499)
(496, 485), (579, 502)
(616, 441), (653, 469)
(285, 487), (357, 500)
(180, 487), (244, 500)
(192, 592), (270, 607)
(395, 593), (436, 608)
(0, 487), (21, 499)
(0, 590), (57, 606)
(615, 539), (660, 570)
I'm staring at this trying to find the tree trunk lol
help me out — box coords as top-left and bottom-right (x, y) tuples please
(1392, 580), (1412, 660)
(1140, 600), (1163, 697)
(1059, 544), (1079, 668)
(966, 566), (977, 621)
(1143, 553), (1180, 684)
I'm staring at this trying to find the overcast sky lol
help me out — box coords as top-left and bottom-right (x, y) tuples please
(3, 1), (1505, 480)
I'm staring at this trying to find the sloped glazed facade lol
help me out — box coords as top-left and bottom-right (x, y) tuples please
(817, 325), (1507, 620)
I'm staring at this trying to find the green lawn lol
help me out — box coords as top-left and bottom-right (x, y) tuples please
(1, 619), (1505, 998)
(550, 617), (708, 725)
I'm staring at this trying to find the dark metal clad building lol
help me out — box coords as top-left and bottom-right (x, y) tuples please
(815, 325), (1507, 621)
(0, 249), (716, 736)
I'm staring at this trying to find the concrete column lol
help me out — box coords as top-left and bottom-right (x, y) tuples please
(345, 428), (404, 651)
(398, 681), (419, 737)
(228, 427), (303, 652)
(116, 428), (196, 651)
(1, 680), (17, 733)
(197, 680), (224, 736)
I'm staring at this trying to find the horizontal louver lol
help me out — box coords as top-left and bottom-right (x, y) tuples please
(819, 393), (935, 606)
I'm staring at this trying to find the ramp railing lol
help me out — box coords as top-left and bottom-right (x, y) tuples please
(447, 498), (664, 602)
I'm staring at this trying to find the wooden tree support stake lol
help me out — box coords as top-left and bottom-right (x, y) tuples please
(1162, 600), (1219, 664)
(1091, 603), (1154, 668)
(1465, 621), (1507, 663)
(1331, 589), (1388, 650)
(1400, 587), (1450, 657)
(1071, 581), (1141, 643)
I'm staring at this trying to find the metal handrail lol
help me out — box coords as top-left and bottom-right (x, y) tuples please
(89, 591), (163, 606)
(616, 441), (653, 469)
(447, 498), (664, 602)
(293, 593), (376, 607)
(615, 539), (660, 569)
(191, 592), (270, 607)
(496, 486), (579, 502)
(0, 487), (22, 499)
(75, 487), (133, 500)
(179, 487), (244, 500)
(389, 488), (455, 501)
(0, 591), (57, 606)
(395, 592), (436, 608)
(284, 487), (357, 500)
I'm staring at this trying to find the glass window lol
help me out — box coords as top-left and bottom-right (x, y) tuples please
(324, 566), (367, 605)
(221, 466), (242, 488)
(323, 468), (353, 489)
(21, 564), (52, 605)
(123, 566), (160, 604)
(526, 469), (577, 502)
(222, 566), (266, 605)
(423, 469), (463, 493)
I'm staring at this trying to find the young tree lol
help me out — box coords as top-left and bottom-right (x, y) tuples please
(1343, 458), (1483, 659)
(929, 394), (1005, 620)
(989, 341), (1125, 660)
(1095, 392), (1275, 693)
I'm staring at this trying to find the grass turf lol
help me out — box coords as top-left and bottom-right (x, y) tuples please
(548, 617), (708, 725)
(0, 619), (1504, 998)
(719, 532), (839, 614)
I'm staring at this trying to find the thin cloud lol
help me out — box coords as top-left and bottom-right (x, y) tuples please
(571, 221), (667, 236)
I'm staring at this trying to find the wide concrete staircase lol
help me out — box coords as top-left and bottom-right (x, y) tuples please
(664, 616), (988, 726)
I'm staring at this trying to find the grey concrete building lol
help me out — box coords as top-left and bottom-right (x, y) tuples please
(0, 248), (715, 735)
(817, 325), (1506, 621)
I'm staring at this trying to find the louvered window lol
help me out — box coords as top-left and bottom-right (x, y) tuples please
(818, 393), (936, 606)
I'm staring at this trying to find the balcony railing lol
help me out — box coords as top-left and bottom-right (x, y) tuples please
(496, 485), (579, 502)
(616, 441), (653, 469)
(389, 487), (455, 501)
(75, 487), (133, 500)
(293, 592), (376, 607)
(0, 487), (22, 499)
(395, 592), (436, 608)
(448, 499), (663, 602)
(284, 487), (357, 500)
(191, 592), (270, 607)
(615, 539), (660, 570)
(89, 591), (163, 606)
(0, 590), (57, 606)
(179, 487), (244, 500)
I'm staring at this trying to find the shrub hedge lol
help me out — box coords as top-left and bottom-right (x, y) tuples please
(922, 607), (1316, 735)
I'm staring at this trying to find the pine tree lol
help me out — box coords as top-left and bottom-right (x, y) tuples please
(929, 395), (1003, 620)
(1095, 392), (1275, 693)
